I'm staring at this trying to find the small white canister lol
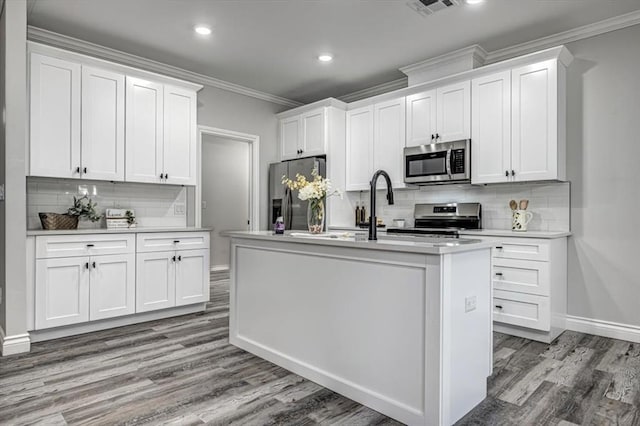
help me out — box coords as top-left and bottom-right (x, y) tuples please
(512, 210), (533, 231)
(392, 219), (406, 228)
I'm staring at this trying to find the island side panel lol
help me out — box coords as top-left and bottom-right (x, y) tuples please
(229, 238), (433, 425)
(440, 248), (492, 425)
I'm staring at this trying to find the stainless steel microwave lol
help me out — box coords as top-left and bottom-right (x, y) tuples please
(403, 139), (470, 185)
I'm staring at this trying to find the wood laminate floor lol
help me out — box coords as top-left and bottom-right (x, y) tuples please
(1, 271), (639, 425)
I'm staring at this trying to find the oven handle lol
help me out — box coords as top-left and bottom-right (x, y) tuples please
(446, 148), (453, 179)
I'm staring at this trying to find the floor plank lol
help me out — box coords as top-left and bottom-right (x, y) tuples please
(1, 270), (639, 425)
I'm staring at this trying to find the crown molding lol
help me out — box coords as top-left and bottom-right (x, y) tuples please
(27, 26), (303, 108)
(337, 77), (408, 103)
(276, 97), (347, 117)
(399, 44), (488, 75)
(485, 9), (640, 63)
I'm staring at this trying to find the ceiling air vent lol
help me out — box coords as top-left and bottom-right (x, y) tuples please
(407, 0), (460, 17)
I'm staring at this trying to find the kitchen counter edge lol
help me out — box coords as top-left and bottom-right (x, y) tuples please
(27, 227), (212, 236)
(228, 231), (494, 255)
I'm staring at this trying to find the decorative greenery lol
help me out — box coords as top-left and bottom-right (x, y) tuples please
(125, 210), (137, 226)
(67, 195), (102, 222)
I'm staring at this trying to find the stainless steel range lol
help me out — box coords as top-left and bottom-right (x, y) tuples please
(386, 202), (482, 238)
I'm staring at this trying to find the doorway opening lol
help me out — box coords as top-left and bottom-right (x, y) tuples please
(197, 126), (259, 271)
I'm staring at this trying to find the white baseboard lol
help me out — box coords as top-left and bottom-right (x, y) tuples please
(566, 315), (640, 343)
(210, 265), (230, 272)
(0, 327), (31, 356)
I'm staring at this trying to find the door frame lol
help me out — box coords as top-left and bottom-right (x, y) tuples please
(196, 126), (260, 231)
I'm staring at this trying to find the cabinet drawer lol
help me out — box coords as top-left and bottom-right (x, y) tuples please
(493, 290), (550, 331)
(493, 238), (549, 261)
(492, 258), (550, 296)
(136, 232), (210, 253)
(36, 234), (135, 259)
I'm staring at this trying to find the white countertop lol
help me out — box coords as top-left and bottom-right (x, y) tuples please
(27, 227), (211, 236)
(328, 226), (570, 239)
(228, 231), (494, 255)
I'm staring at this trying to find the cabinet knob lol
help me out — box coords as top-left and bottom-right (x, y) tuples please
(172, 255), (176, 262)
(431, 134), (435, 141)
(495, 305), (503, 309)
(511, 170), (515, 176)
(85, 262), (90, 269)
(83, 167), (87, 174)
(92, 261), (96, 269)
(435, 133), (440, 140)
(178, 255), (182, 261)
(75, 166), (81, 174)
(505, 170), (509, 177)
(165, 173), (168, 179)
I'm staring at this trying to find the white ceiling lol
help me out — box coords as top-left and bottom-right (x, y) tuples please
(27, 0), (640, 104)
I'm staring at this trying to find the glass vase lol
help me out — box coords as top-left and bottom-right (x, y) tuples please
(307, 198), (325, 234)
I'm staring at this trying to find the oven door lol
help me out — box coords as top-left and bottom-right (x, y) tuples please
(403, 140), (470, 184)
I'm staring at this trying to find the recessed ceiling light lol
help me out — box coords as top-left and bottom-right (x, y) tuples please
(465, 0), (484, 4)
(318, 54), (333, 62)
(194, 25), (212, 36)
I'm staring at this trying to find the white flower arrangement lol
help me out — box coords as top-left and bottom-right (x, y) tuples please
(281, 168), (342, 201)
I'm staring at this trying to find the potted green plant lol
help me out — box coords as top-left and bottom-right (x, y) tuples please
(67, 195), (102, 223)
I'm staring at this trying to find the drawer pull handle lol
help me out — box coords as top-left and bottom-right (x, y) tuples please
(495, 305), (503, 309)
(173, 240), (180, 244)
(86, 244), (95, 248)
(495, 246), (503, 250)
(495, 272), (503, 276)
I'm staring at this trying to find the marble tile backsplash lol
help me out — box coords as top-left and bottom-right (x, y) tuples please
(27, 177), (187, 230)
(345, 181), (570, 232)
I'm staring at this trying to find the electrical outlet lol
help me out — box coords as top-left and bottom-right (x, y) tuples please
(174, 203), (186, 216)
(465, 295), (477, 313)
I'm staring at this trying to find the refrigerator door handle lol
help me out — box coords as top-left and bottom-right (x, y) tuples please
(286, 187), (293, 229)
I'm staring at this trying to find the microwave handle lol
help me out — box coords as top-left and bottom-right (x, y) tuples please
(446, 148), (453, 179)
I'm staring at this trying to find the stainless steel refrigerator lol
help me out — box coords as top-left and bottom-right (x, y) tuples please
(269, 157), (326, 230)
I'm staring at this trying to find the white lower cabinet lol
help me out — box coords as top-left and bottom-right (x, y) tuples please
(35, 253), (135, 329)
(136, 251), (176, 312)
(90, 253), (136, 321)
(35, 256), (90, 329)
(466, 234), (567, 343)
(136, 232), (210, 313)
(33, 232), (209, 332)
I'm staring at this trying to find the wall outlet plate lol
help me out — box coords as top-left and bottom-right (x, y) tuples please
(465, 295), (477, 313)
(174, 203), (186, 216)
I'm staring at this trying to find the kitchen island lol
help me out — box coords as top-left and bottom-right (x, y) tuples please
(228, 231), (494, 426)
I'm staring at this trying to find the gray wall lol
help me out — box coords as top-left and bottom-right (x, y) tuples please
(0, 0), (27, 338)
(196, 86), (288, 230)
(201, 135), (251, 269)
(565, 24), (640, 326)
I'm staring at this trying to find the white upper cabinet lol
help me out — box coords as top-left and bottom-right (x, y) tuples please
(471, 58), (566, 184)
(436, 81), (471, 143)
(511, 59), (560, 182)
(345, 106), (374, 191)
(30, 53), (81, 178)
(125, 77), (164, 184)
(163, 85), (197, 185)
(471, 70), (512, 184)
(405, 90), (436, 147)
(374, 98), (406, 189)
(406, 81), (470, 147)
(279, 107), (328, 160)
(280, 116), (301, 160)
(301, 109), (327, 157)
(28, 44), (201, 185)
(81, 66), (125, 181)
